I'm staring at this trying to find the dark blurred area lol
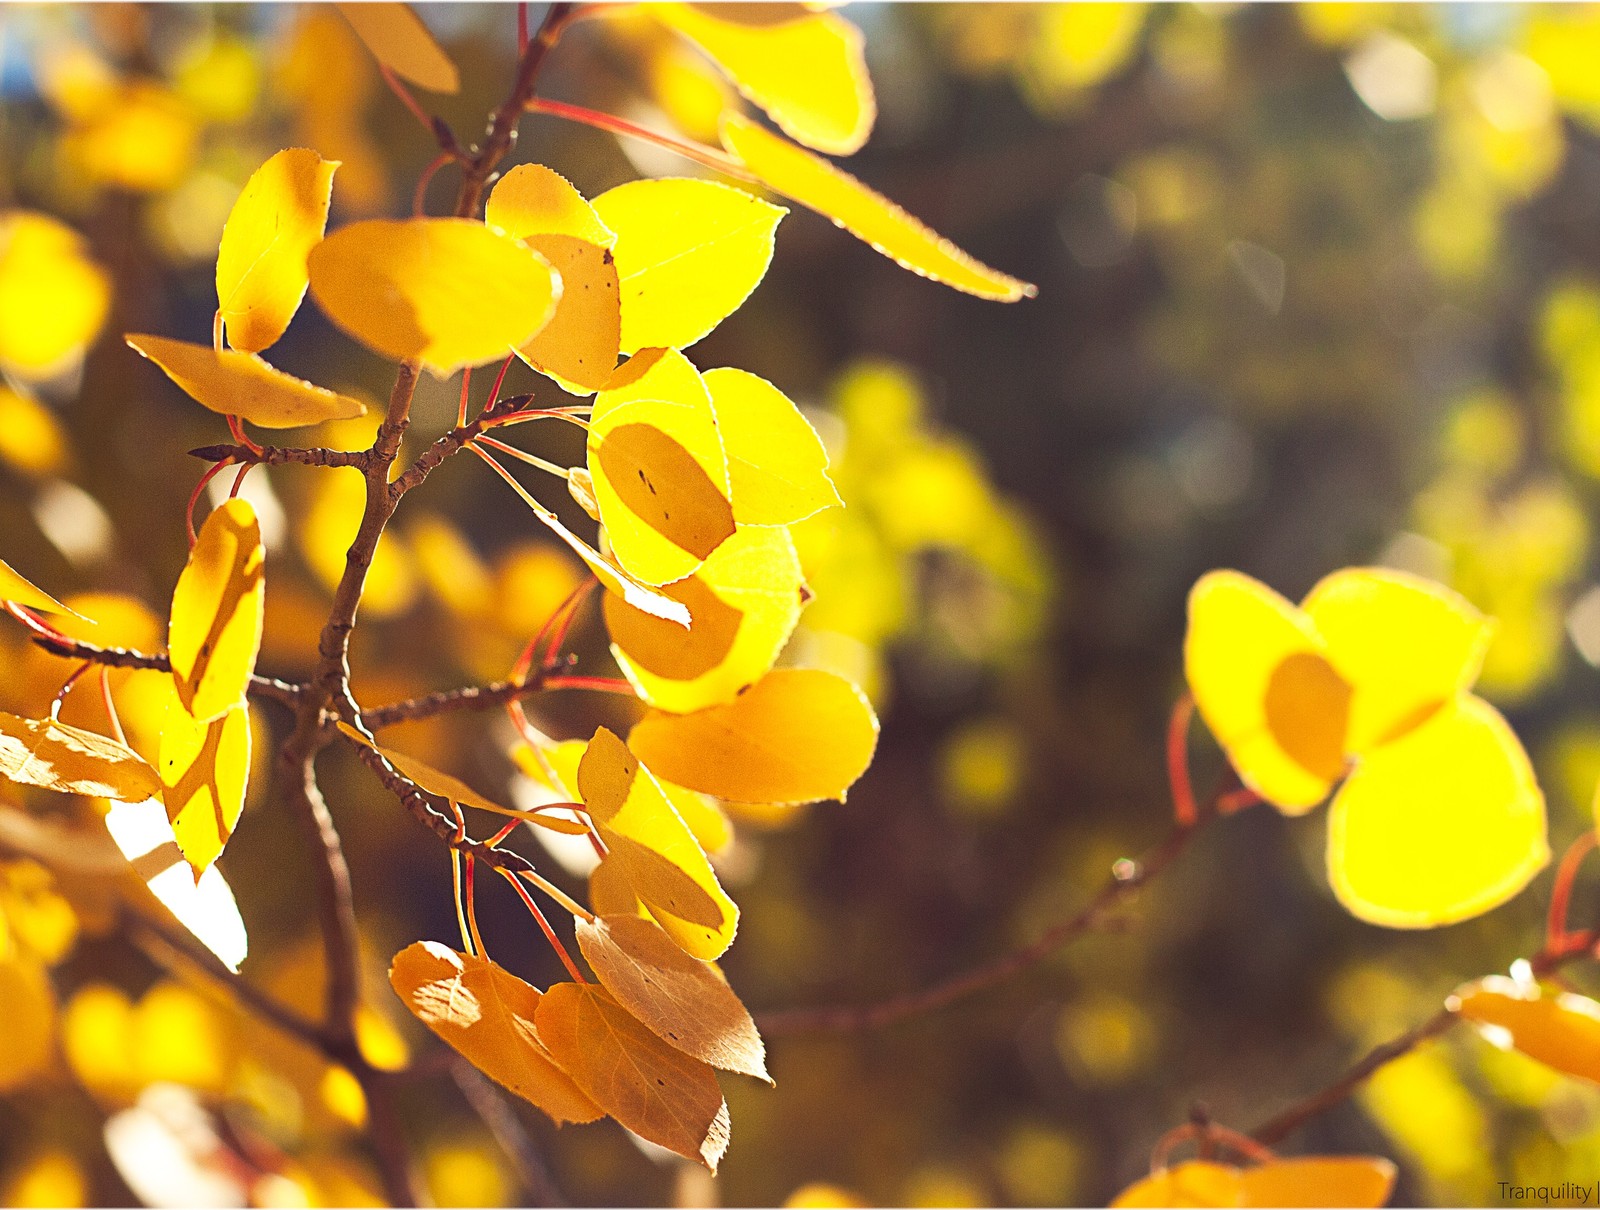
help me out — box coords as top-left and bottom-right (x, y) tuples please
(3, 4), (1600, 1206)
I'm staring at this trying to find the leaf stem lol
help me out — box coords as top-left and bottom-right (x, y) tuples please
(525, 98), (756, 182)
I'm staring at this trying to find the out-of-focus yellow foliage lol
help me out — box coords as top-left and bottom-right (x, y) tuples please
(0, 1149), (88, 1209)
(0, 212), (110, 382)
(1363, 1046), (1495, 1204)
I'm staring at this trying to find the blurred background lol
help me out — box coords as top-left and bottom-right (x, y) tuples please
(3, 3), (1600, 1206)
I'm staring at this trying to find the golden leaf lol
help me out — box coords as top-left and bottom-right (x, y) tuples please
(0, 712), (160, 802)
(705, 366), (841, 526)
(486, 164), (616, 247)
(168, 498), (265, 723)
(159, 702), (250, 878)
(125, 334), (366, 429)
(336, 2), (459, 93)
(1455, 975), (1600, 1084)
(0, 557), (79, 617)
(516, 235), (621, 393)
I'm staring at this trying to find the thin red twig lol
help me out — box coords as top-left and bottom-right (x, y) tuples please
(499, 866), (587, 983)
(457, 366), (473, 428)
(1167, 693), (1198, 827)
(415, 151), (454, 218)
(228, 462), (253, 500)
(379, 63), (435, 134)
(49, 660), (92, 720)
(186, 459), (235, 547)
(487, 353), (517, 413)
(526, 98), (757, 181)
(540, 674), (634, 694)
(1547, 830), (1599, 953)
(517, 2), (530, 54)
(226, 413), (263, 457)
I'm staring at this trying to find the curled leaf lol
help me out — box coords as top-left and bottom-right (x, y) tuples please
(720, 112), (1035, 302)
(0, 712), (160, 801)
(168, 498), (265, 723)
(336, 2), (459, 93)
(216, 148), (339, 354)
(125, 334), (366, 429)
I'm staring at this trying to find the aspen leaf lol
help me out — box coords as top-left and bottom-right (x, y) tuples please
(650, 3), (874, 155)
(576, 913), (770, 1082)
(0, 712), (161, 801)
(534, 980), (731, 1171)
(720, 114), (1035, 302)
(589, 857), (645, 918)
(1326, 695), (1547, 927)
(216, 149), (338, 354)
(589, 399), (735, 585)
(125, 334), (366, 429)
(1112, 1157), (1396, 1209)
(0, 211), (110, 380)
(307, 219), (559, 376)
(1110, 1161), (1241, 1208)
(595, 347), (710, 417)
(0, 956), (55, 1093)
(159, 702), (250, 878)
(1454, 975), (1600, 1083)
(516, 236), (621, 393)
(486, 164), (616, 248)
(389, 941), (602, 1124)
(0, 557), (79, 617)
(577, 728), (738, 959)
(628, 668), (878, 804)
(104, 798), (248, 972)
(606, 525), (807, 714)
(592, 179), (785, 353)
(336, 2), (459, 93)
(704, 367), (842, 525)
(335, 722), (588, 834)
(169, 498), (265, 723)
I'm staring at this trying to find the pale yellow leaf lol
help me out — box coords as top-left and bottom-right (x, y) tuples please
(721, 113), (1035, 302)
(125, 334), (366, 429)
(307, 218), (558, 376)
(337, 2), (459, 93)
(628, 668), (878, 804)
(159, 702), (250, 877)
(576, 913), (769, 1082)
(389, 941), (602, 1124)
(592, 178), (785, 353)
(168, 498), (265, 722)
(704, 366), (841, 525)
(534, 981), (731, 1171)
(0, 712), (160, 801)
(216, 149), (339, 354)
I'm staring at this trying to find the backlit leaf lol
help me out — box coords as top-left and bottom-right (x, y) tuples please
(576, 913), (769, 1082)
(1326, 695), (1548, 927)
(1185, 570), (1348, 814)
(705, 367), (841, 525)
(307, 219), (558, 376)
(577, 728), (738, 959)
(0, 557), (78, 617)
(649, 3), (875, 154)
(337, 2), (459, 93)
(1110, 1161), (1240, 1208)
(606, 525), (806, 713)
(0, 956), (54, 1093)
(1454, 975), (1600, 1083)
(721, 113), (1036, 302)
(169, 498), (265, 723)
(159, 702), (250, 877)
(486, 164), (616, 247)
(516, 235), (621, 392)
(534, 981), (731, 1171)
(592, 178), (785, 353)
(104, 798), (248, 972)
(0, 211), (110, 380)
(628, 668), (878, 804)
(1112, 1157), (1396, 1209)
(389, 941), (602, 1124)
(125, 334), (366, 429)
(216, 148), (339, 354)
(0, 712), (160, 801)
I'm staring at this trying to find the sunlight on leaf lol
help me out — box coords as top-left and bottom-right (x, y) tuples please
(169, 498), (264, 723)
(159, 702), (250, 878)
(1111, 1156), (1396, 1208)
(307, 218), (558, 376)
(486, 164), (617, 247)
(0, 713), (160, 801)
(336, 2), (459, 93)
(721, 112), (1036, 302)
(649, 3), (875, 154)
(704, 367), (842, 526)
(125, 334), (367, 428)
(1453, 975), (1600, 1084)
(0, 557), (79, 617)
(593, 178), (785, 354)
(627, 668), (879, 804)
(216, 148), (339, 354)
(389, 941), (602, 1124)
(516, 235), (622, 393)
(534, 980), (731, 1171)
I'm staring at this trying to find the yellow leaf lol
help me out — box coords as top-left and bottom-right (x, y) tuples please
(605, 525), (807, 713)
(628, 668), (878, 804)
(0, 212), (110, 380)
(0, 1149), (87, 1209)
(307, 218), (559, 376)
(169, 498), (265, 723)
(486, 164), (616, 247)
(1302, 568), (1493, 753)
(589, 857), (646, 918)
(0, 387), (70, 480)
(388, 941), (602, 1124)
(104, 798), (248, 972)
(1326, 695), (1547, 927)
(649, 3), (875, 154)
(576, 913), (769, 1082)
(704, 366), (842, 525)
(0, 956), (54, 1094)
(159, 702), (250, 878)
(516, 235), (621, 392)
(589, 400), (735, 586)
(721, 113), (1036, 302)
(216, 148), (339, 354)
(1454, 975), (1600, 1084)
(1110, 1161), (1241, 1208)
(0, 557), (78, 617)
(664, 781), (732, 855)
(534, 981), (731, 1171)
(125, 334), (366, 429)
(577, 728), (738, 960)
(595, 346), (709, 415)
(1184, 570), (1349, 814)
(336, 2), (459, 93)
(592, 178), (785, 353)
(1111, 1157), (1397, 1209)
(0, 712), (160, 801)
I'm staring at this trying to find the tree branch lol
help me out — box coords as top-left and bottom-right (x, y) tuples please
(28, 633), (305, 711)
(190, 443), (372, 471)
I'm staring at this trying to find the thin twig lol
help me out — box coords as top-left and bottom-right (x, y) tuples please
(190, 443), (372, 470)
(27, 633), (305, 711)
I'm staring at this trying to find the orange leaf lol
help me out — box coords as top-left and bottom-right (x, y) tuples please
(1454, 975), (1600, 1083)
